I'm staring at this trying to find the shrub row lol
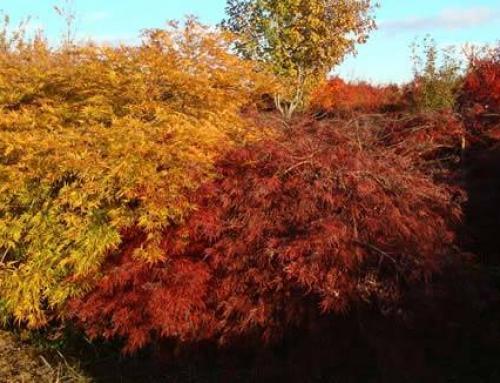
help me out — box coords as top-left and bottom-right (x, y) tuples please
(1, 21), (497, 356)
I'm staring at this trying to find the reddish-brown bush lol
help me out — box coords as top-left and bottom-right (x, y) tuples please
(308, 112), (466, 182)
(70, 119), (464, 353)
(311, 77), (401, 114)
(459, 57), (500, 138)
(372, 112), (466, 175)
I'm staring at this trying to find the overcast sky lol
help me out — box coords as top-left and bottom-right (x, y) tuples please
(4, 0), (500, 83)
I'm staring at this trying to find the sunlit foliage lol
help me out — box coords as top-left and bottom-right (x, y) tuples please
(311, 77), (401, 115)
(459, 47), (500, 137)
(409, 36), (464, 112)
(222, 0), (377, 118)
(0, 18), (275, 327)
(70, 117), (465, 353)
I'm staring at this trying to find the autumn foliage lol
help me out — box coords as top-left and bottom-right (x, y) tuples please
(0, 19), (275, 327)
(3, 7), (500, 380)
(459, 55), (500, 138)
(70, 116), (465, 353)
(311, 77), (401, 114)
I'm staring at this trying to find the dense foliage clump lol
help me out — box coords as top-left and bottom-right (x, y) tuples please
(0, 19), (275, 327)
(459, 52), (500, 138)
(311, 77), (401, 114)
(70, 117), (465, 353)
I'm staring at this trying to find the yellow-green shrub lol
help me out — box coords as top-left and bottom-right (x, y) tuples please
(0, 18), (275, 327)
(409, 36), (463, 112)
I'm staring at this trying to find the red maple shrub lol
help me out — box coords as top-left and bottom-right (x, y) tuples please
(459, 56), (500, 138)
(318, 111), (466, 183)
(311, 77), (402, 115)
(374, 112), (466, 174)
(70, 119), (464, 354)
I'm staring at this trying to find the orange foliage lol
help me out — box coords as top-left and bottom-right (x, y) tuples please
(310, 77), (401, 114)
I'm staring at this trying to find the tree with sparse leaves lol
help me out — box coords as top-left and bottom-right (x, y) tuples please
(222, 0), (377, 119)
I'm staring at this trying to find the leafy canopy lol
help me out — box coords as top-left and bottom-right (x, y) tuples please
(71, 116), (464, 353)
(222, 0), (377, 117)
(0, 17), (275, 327)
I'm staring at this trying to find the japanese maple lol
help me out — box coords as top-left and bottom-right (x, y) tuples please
(71, 117), (464, 353)
(311, 77), (401, 115)
(0, 18), (276, 327)
(459, 53), (500, 138)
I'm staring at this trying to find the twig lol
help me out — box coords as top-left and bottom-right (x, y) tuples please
(39, 355), (53, 370)
(280, 160), (314, 177)
(354, 240), (404, 276)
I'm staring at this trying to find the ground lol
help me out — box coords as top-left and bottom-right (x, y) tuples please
(0, 330), (89, 383)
